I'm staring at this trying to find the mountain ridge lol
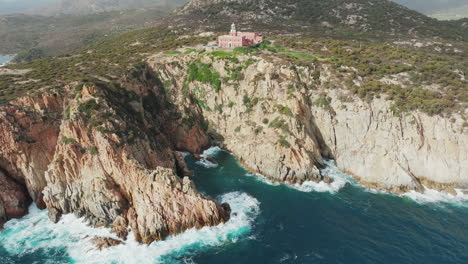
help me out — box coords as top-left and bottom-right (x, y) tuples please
(171, 0), (468, 41)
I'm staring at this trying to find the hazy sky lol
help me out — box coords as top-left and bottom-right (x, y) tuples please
(0, 0), (56, 14)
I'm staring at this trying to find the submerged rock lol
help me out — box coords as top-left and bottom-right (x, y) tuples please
(47, 207), (62, 224)
(90, 236), (124, 250)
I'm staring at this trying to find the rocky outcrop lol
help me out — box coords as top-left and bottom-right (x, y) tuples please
(0, 170), (31, 228)
(312, 89), (468, 193)
(0, 65), (230, 244)
(90, 236), (124, 250)
(150, 53), (333, 184)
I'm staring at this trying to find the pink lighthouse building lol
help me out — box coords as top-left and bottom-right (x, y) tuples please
(218, 23), (264, 48)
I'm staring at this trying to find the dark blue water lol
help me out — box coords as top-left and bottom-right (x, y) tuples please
(1, 148), (467, 264)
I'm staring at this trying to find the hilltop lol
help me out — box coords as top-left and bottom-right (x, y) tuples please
(172, 0), (468, 41)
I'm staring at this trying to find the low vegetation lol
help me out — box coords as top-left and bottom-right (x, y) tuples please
(188, 60), (222, 92)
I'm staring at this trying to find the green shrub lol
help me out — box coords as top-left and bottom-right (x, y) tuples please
(269, 117), (289, 132)
(164, 50), (181, 55)
(89, 146), (98, 155)
(61, 136), (76, 144)
(254, 126), (263, 135)
(278, 135), (291, 148)
(215, 104), (223, 113)
(313, 94), (332, 108)
(78, 99), (100, 118)
(275, 104), (294, 117)
(188, 61), (222, 92)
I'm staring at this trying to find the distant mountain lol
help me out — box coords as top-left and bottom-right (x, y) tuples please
(392, 0), (468, 19)
(430, 4), (468, 20)
(28, 0), (187, 16)
(0, 5), (178, 57)
(172, 0), (467, 40)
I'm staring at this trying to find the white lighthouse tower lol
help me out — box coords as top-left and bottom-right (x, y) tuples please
(230, 23), (237, 36)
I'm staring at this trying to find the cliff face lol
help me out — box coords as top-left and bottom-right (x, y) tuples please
(150, 51), (467, 193)
(0, 93), (63, 209)
(0, 64), (230, 242)
(151, 53), (333, 184)
(0, 170), (30, 228)
(313, 90), (468, 193)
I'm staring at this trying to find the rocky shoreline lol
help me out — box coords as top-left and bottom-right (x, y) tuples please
(150, 51), (467, 193)
(0, 50), (466, 245)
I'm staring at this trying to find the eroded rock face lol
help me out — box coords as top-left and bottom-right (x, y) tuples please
(0, 65), (229, 244)
(42, 69), (229, 243)
(0, 170), (31, 228)
(312, 89), (468, 193)
(0, 93), (64, 208)
(151, 53), (333, 184)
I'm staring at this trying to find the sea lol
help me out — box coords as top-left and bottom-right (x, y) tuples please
(0, 147), (467, 264)
(0, 55), (13, 67)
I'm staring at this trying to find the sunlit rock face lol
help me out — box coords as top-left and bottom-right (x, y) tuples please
(150, 51), (467, 193)
(0, 65), (230, 243)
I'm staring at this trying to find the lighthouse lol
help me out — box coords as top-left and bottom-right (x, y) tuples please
(230, 23), (237, 36)
(218, 23), (264, 48)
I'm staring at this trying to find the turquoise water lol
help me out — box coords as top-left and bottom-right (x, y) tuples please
(1, 148), (467, 263)
(0, 55), (13, 66)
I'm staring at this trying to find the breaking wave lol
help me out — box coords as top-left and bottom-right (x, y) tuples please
(0, 192), (260, 264)
(401, 187), (468, 207)
(245, 160), (354, 194)
(195, 147), (223, 168)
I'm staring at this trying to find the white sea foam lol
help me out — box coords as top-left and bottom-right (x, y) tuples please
(245, 172), (281, 187)
(245, 160), (353, 194)
(402, 187), (468, 207)
(0, 192), (260, 264)
(292, 160), (355, 193)
(196, 146), (223, 168)
(197, 147), (467, 207)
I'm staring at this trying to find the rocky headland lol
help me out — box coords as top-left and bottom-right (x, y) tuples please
(0, 63), (231, 243)
(0, 41), (466, 244)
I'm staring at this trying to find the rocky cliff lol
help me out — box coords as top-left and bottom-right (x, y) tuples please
(313, 90), (467, 193)
(149, 50), (467, 193)
(0, 44), (466, 239)
(150, 53), (333, 184)
(0, 64), (230, 242)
